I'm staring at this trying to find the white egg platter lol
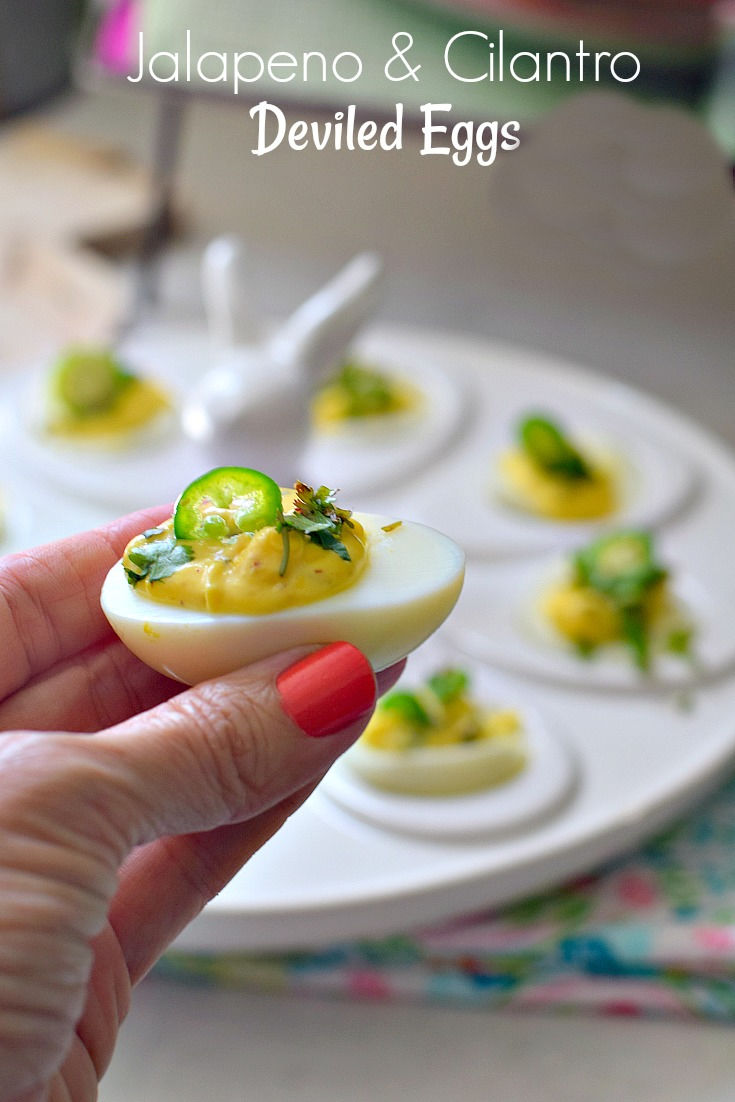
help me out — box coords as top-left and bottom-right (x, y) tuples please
(321, 644), (577, 842)
(2, 321), (735, 949)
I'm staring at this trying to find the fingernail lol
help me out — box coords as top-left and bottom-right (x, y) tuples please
(276, 642), (376, 738)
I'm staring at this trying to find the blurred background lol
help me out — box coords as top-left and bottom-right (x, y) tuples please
(1, 0), (733, 440)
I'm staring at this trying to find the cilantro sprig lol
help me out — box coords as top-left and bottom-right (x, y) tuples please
(277, 482), (354, 576)
(125, 528), (194, 586)
(427, 668), (470, 704)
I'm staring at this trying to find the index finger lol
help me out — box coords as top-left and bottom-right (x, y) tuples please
(0, 504), (170, 701)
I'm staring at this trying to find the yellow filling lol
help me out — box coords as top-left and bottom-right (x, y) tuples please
(499, 448), (616, 521)
(312, 376), (420, 430)
(363, 694), (520, 751)
(543, 577), (668, 648)
(123, 515), (367, 616)
(47, 378), (170, 439)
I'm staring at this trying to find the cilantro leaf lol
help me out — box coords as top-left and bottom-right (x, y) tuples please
(125, 536), (193, 586)
(281, 513), (333, 534)
(335, 360), (396, 417)
(620, 605), (650, 671)
(277, 482), (353, 575)
(308, 530), (351, 561)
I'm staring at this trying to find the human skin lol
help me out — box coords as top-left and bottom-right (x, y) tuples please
(0, 507), (404, 1102)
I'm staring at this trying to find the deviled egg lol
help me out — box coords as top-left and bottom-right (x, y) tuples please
(311, 357), (421, 431)
(347, 665), (527, 796)
(405, 403), (695, 558)
(101, 467), (465, 684)
(497, 412), (617, 522)
(449, 530), (735, 692)
(42, 346), (171, 444)
(12, 343), (193, 510)
(540, 530), (694, 671)
(302, 338), (464, 496)
(321, 652), (576, 840)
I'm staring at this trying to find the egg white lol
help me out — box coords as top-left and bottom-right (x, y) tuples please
(345, 733), (527, 798)
(101, 514), (465, 684)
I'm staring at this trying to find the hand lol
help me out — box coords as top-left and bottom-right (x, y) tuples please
(0, 507), (404, 1102)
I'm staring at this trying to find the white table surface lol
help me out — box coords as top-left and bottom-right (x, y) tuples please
(29, 82), (735, 1100)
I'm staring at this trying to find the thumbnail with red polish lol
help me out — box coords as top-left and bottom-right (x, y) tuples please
(276, 641), (377, 738)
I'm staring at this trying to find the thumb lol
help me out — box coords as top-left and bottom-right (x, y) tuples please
(97, 640), (378, 848)
(0, 642), (378, 1098)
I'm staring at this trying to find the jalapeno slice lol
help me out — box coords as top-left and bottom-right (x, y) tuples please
(51, 348), (134, 417)
(574, 531), (666, 603)
(173, 467), (282, 540)
(518, 415), (590, 480)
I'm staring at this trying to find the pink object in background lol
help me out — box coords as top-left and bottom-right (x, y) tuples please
(95, 0), (139, 75)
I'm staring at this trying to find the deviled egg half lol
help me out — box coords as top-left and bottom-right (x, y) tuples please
(321, 652), (576, 840)
(14, 345), (179, 511)
(302, 344), (464, 496)
(311, 357), (421, 431)
(101, 467), (465, 684)
(405, 403), (694, 559)
(42, 346), (172, 446)
(347, 665), (527, 796)
(539, 529), (694, 672)
(496, 412), (618, 522)
(448, 528), (722, 692)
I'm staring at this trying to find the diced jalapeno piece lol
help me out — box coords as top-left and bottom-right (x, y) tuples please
(586, 531), (652, 578)
(427, 668), (470, 705)
(173, 467), (282, 540)
(518, 415), (590, 480)
(380, 691), (431, 728)
(50, 348), (134, 416)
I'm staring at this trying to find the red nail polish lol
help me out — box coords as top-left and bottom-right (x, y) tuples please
(276, 642), (376, 738)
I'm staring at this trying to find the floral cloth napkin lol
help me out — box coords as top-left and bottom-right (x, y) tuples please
(160, 769), (735, 1021)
